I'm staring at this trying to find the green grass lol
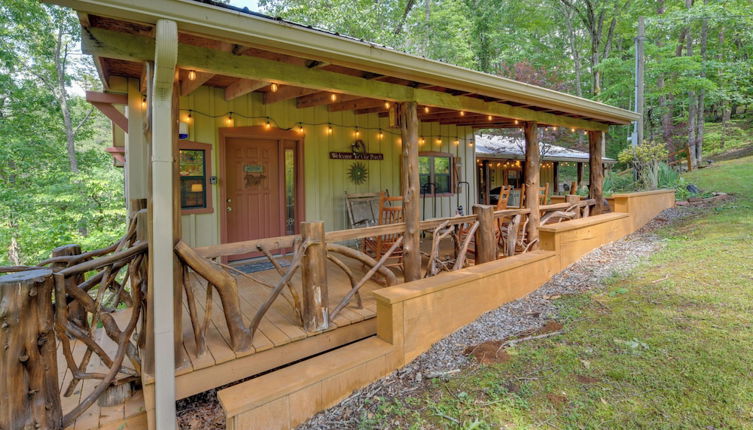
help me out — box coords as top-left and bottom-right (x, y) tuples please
(366, 156), (753, 429)
(703, 119), (753, 157)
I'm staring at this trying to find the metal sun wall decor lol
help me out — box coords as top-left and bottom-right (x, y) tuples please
(347, 161), (369, 185)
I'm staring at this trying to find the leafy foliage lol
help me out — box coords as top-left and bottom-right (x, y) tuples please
(0, 2), (125, 265)
(617, 141), (668, 189)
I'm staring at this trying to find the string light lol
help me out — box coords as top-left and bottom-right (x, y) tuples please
(384, 102), (391, 109)
(487, 115), (493, 121)
(419, 137), (425, 145)
(435, 137), (442, 145)
(270, 83), (279, 92)
(354, 127), (360, 137)
(265, 117), (271, 129)
(225, 112), (233, 125)
(141, 95), (147, 109)
(297, 122), (304, 133)
(330, 93), (337, 102)
(327, 123), (333, 134)
(454, 138), (460, 145)
(378, 129), (384, 140)
(188, 70), (197, 81)
(571, 127), (576, 132)
(460, 111), (465, 117)
(514, 119), (519, 125)
(424, 106), (430, 114)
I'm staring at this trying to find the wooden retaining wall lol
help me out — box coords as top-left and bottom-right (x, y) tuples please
(217, 190), (676, 429)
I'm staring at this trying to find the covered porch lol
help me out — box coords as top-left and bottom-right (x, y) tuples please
(2, 1), (642, 429)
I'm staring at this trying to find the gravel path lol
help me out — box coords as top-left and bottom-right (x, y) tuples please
(297, 202), (709, 430)
(176, 200), (713, 430)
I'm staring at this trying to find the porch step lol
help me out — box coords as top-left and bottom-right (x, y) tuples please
(218, 337), (396, 430)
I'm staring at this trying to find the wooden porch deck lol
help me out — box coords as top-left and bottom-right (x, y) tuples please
(154, 253), (386, 399)
(59, 253), (386, 429)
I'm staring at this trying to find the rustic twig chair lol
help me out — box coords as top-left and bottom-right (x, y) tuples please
(361, 193), (404, 268)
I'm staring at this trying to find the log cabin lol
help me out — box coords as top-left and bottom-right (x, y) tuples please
(0, 1), (677, 429)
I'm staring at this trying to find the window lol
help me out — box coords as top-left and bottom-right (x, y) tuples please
(179, 141), (213, 214)
(419, 152), (456, 194)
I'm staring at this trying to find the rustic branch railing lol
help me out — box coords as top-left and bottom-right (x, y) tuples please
(0, 209), (149, 429)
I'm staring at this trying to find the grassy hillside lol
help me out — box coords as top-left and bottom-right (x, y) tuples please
(373, 157), (753, 429)
(703, 118), (753, 159)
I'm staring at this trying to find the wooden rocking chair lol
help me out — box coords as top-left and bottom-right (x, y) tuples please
(361, 193), (404, 268)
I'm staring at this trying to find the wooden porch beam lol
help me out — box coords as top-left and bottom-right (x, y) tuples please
(82, 27), (611, 131)
(179, 68), (214, 96)
(354, 106), (388, 115)
(224, 78), (267, 101)
(263, 85), (317, 104)
(296, 91), (358, 109)
(328, 98), (385, 112)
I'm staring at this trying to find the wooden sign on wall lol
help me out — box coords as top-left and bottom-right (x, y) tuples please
(329, 152), (384, 161)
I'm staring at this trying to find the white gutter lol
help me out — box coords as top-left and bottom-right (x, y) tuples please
(151, 19), (177, 430)
(47, 0), (639, 125)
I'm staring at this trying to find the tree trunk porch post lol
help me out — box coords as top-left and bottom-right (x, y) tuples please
(523, 121), (540, 250)
(0, 269), (62, 430)
(588, 130), (606, 214)
(472, 204), (496, 263)
(399, 101), (421, 283)
(301, 221), (329, 331)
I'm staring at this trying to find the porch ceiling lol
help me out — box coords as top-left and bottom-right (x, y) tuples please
(55, 0), (640, 131)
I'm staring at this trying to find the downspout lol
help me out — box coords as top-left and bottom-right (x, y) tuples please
(152, 19), (178, 430)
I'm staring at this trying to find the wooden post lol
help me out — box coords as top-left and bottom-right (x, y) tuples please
(301, 222), (329, 331)
(51, 244), (87, 330)
(576, 162), (584, 191)
(588, 130), (606, 214)
(482, 160), (491, 205)
(0, 269), (62, 430)
(553, 161), (560, 193)
(523, 122), (540, 249)
(399, 101), (421, 282)
(472, 204), (496, 263)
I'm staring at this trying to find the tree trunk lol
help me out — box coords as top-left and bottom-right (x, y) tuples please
(301, 222), (329, 332)
(588, 131), (605, 214)
(685, 0), (697, 170)
(0, 269), (62, 430)
(523, 122), (540, 249)
(399, 102), (421, 282)
(696, 10), (708, 165)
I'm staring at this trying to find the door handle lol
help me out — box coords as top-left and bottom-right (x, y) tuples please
(226, 206), (232, 212)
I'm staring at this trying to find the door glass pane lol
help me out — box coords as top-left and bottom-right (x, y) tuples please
(284, 148), (296, 235)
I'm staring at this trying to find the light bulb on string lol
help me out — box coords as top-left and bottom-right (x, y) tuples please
(330, 93), (337, 102)
(141, 95), (147, 109)
(327, 123), (333, 135)
(459, 111), (465, 117)
(265, 117), (271, 129)
(424, 106), (430, 114)
(354, 127), (360, 137)
(297, 122), (304, 134)
(378, 129), (384, 140)
(270, 83), (279, 92)
(384, 102), (391, 109)
(225, 112), (234, 126)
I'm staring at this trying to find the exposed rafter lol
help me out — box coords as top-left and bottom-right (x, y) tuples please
(263, 85), (318, 104)
(295, 92), (358, 109)
(224, 78), (267, 101)
(327, 98), (386, 112)
(179, 69), (214, 96)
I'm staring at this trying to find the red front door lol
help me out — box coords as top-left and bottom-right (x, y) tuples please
(224, 137), (283, 256)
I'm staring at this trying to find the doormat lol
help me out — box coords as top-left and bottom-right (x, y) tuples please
(234, 259), (291, 274)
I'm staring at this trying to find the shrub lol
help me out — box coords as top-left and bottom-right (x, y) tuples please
(618, 141), (669, 190)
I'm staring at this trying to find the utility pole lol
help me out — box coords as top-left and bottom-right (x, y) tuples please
(633, 16), (646, 147)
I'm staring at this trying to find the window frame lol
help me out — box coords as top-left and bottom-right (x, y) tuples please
(418, 151), (458, 196)
(178, 140), (214, 215)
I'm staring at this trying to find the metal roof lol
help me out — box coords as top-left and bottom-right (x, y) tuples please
(475, 134), (616, 163)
